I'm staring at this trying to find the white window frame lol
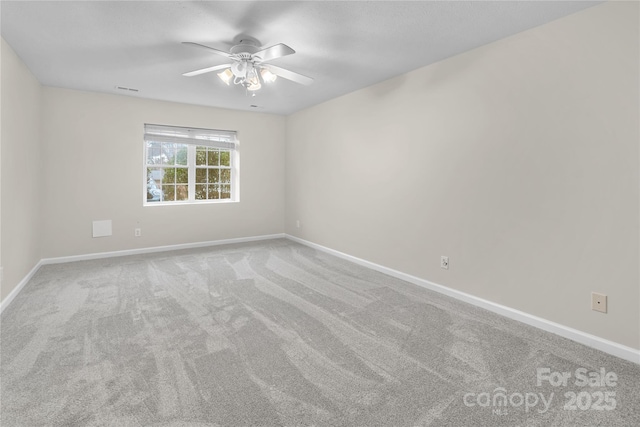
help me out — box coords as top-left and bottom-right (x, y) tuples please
(143, 124), (239, 206)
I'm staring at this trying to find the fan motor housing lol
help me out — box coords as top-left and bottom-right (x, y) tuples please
(230, 39), (260, 56)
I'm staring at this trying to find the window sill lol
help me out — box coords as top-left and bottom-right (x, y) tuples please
(143, 199), (239, 207)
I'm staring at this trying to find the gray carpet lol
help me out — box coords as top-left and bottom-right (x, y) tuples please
(1, 239), (639, 426)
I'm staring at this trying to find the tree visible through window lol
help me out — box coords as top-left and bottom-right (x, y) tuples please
(144, 124), (238, 204)
(195, 146), (232, 200)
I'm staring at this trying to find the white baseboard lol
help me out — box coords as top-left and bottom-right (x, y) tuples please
(0, 260), (43, 315)
(0, 233), (285, 313)
(286, 234), (640, 365)
(40, 233), (286, 264)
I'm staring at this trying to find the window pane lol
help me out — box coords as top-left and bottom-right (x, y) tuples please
(208, 149), (219, 166)
(162, 169), (175, 184)
(220, 151), (230, 167)
(195, 168), (207, 183)
(163, 185), (175, 201)
(196, 147), (207, 166)
(147, 168), (162, 183)
(209, 185), (220, 199)
(220, 169), (231, 184)
(176, 167), (188, 184)
(195, 184), (207, 200)
(176, 185), (188, 201)
(209, 168), (220, 183)
(147, 142), (162, 164)
(147, 169), (162, 202)
(175, 145), (188, 165)
(162, 144), (174, 165)
(221, 185), (231, 199)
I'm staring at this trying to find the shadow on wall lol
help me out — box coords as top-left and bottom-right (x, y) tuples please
(370, 46), (486, 100)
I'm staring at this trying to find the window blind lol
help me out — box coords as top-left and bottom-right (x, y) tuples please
(144, 124), (237, 150)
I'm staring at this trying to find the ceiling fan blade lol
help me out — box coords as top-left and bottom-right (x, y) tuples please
(182, 63), (232, 77)
(254, 43), (295, 63)
(264, 65), (313, 86)
(182, 42), (232, 58)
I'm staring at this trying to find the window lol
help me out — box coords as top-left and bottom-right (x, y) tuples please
(144, 124), (238, 205)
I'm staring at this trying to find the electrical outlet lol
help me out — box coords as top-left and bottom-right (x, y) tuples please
(134, 228), (142, 237)
(441, 256), (449, 270)
(296, 220), (301, 228)
(591, 292), (607, 313)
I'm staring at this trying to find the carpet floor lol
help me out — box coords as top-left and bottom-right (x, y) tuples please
(1, 239), (639, 426)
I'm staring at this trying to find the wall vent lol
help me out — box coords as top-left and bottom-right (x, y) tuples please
(115, 86), (139, 92)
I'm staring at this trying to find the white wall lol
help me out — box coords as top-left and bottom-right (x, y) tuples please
(286, 2), (639, 349)
(39, 87), (285, 258)
(1, 38), (42, 301)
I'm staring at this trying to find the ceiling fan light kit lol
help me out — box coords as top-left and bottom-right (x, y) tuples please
(182, 38), (312, 93)
(217, 69), (233, 85)
(261, 68), (278, 83)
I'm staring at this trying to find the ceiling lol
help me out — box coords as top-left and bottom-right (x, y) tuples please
(1, 1), (601, 115)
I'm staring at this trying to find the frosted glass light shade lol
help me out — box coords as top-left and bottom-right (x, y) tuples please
(217, 69), (233, 85)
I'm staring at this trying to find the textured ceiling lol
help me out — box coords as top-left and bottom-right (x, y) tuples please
(1, 1), (601, 115)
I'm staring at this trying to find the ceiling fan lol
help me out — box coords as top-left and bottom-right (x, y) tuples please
(182, 38), (313, 92)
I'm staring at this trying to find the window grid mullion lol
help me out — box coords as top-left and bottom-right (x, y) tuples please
(188, 145), (195, 202)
